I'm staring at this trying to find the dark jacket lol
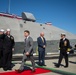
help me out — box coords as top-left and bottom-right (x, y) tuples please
(37, 37), (46, 51)
(0, 34), (5, 49)
(59, 38), (70, 52)
(3, 35), (15, 52)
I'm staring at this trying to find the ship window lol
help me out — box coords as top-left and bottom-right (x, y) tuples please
(24, 21), (26, 23)
(20, 24), (23, 28)
(40, 24), (42, 26)
(43, 27), (45, 29)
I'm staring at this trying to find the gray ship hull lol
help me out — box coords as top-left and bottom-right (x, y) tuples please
(0, 14), (76, 55)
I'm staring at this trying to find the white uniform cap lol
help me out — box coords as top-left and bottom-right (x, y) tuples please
(0, 29), (5, 32)
(6, 29), (10, 31)
(61, 33), (66, 36)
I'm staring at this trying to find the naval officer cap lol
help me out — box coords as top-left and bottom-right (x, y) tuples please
(0, 29), (5, 32)
(61, 33), (66, 36)
(6, 29), (11, 31)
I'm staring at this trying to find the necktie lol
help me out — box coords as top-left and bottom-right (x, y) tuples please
(41, 37), (44, 43)
(25, 37), (27, 43)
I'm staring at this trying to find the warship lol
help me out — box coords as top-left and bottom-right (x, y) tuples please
(0, 12), (76, 55)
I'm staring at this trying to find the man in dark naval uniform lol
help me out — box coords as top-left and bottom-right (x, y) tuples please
(3, 29), (15, 71)
(0, 29), (5, 68)
(55, 33), (70, 68)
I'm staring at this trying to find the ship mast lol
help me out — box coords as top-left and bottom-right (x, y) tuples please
(8, 0), (10, 13)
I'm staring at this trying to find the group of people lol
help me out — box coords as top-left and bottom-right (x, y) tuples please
(0, 29), (15, 71)
(15, 30), (47, 73)
(15, 30), (71, 73)
(0, 29), (73, 73)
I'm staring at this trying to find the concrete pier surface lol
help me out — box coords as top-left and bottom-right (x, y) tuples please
(0, 53), (76, 75)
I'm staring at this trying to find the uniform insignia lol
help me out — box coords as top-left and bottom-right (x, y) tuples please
(11, 36), (14, 39)
(64, 41), (67, 46)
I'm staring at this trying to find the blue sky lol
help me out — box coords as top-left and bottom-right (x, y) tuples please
(0, 0), (76, 34)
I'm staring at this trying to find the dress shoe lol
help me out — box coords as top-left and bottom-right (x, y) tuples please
(3, 68), (8, 71)
(55, 64), (60, 68)
(64, 66), (68, 68)
(42, 64), (46, 66)
(15, 69), (23, 73)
